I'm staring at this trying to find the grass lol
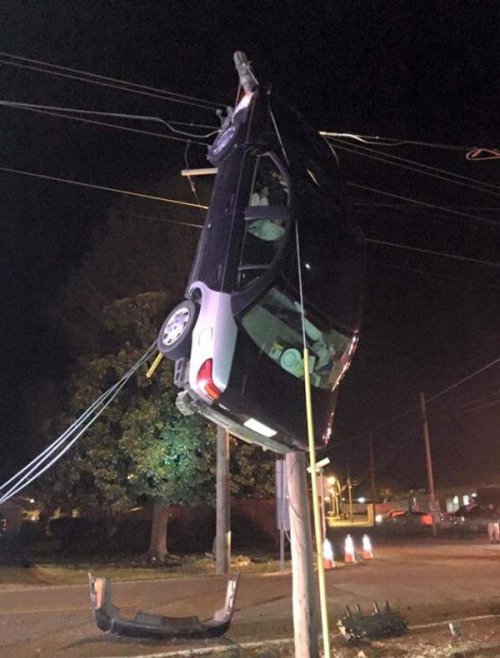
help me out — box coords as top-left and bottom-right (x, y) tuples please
(0, 553), (292, 587)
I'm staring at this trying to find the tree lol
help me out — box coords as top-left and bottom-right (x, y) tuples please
(33, 178), (274, 558)
(39, 291), (216, 560)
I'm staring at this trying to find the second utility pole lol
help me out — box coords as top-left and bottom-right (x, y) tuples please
(215, 425), (231, 574)
(419, 392), (437, 536)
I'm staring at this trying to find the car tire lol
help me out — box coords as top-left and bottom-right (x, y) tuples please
(157, 300), (198, 360)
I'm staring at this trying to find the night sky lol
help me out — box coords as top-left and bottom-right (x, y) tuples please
(1, 2), (498, 492)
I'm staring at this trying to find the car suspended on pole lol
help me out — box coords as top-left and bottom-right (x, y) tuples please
(157, 52), (364, 453)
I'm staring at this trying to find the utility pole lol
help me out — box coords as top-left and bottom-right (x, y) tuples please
(286, 451), (319, 658)
(215, 425), (231, 574)
(419, 392), (437, 536)
(369, 433), (377, 504)
(319, 469), (326, 541)
(347, 472), (353, 522)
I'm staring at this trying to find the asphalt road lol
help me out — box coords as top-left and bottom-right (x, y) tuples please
(0, 537), (499, 657)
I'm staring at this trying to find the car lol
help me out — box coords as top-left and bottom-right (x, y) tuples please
(453, 504), (495, 532)
(0, 513), (7, 537)
(156, 52), (364, 453)
(382, 510), (433, 527)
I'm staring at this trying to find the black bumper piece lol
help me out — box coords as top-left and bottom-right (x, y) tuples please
(89, 572), (239, 639)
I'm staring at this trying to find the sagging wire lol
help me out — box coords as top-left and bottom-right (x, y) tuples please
(320, 131), (477, 152)
(321, 131), (500, 163)
(0, 344), (156, 505)
(0, 99), (218, 142)
(327, 136), (500, 198)
(349, 183), (498, 228)
(0, 165), (209, 210)
(167, 120), (220, 139)
(0, 51), (224, 111)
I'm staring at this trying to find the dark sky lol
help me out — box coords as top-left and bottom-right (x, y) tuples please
(1, 1), (498, 491)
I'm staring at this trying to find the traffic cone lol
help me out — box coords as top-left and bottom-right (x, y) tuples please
(323, 538), (335, 570)
(344, 534), (356, 563)
(362, 534), (373, 560)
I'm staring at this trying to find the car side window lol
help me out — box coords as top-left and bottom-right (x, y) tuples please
(237, 155), (289, 288)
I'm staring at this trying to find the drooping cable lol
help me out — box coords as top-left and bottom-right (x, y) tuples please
(425, 357), (500, 405)
(0, 102), (210, 146)
(349, 183), (498, 229)
(0, 165), (209, 210)
(327, 137), (500, 197)
(347, 357), (500, 445)
(0, 344), (156, 504)
(365, 238), (500, 268)
(319, 131), (485, 153)
(0, 99), (215, 144)
(0, 52), (224, 111)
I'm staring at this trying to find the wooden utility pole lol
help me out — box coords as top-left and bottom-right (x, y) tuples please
(369, 433), (377, 504)
(215, 425), (231, 574)
(286, 451), (319, 658)
(419, 392), (437, 536)
(347, 472), (353, 522)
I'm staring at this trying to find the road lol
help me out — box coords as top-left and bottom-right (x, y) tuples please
(0, 537), (499, 657)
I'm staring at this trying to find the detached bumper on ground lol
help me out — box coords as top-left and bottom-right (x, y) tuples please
(88, 572), (239, 639)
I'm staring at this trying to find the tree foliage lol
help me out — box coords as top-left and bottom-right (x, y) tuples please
(39, 291), (216, 517)
(35, 184), (275, 540)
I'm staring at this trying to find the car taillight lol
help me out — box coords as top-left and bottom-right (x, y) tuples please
(196, 359), (221, 401)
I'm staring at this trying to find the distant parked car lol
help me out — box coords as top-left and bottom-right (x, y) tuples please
(0, 513), (7, 537)
(438, 512), (459, 529)
(454, 504), (494, 532)
(382, 510), (433, 527)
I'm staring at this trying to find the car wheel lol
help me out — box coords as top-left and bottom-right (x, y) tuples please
(157, 300), (198, 360)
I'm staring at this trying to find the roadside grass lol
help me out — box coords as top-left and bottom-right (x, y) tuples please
(0, 553), (292, 586)
(0, 566), (44, 586)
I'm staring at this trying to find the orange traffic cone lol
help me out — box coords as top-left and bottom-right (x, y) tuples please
(323, 538), (335, 570)
(344, 534), (356, 563)
(362, 534), (373, 560)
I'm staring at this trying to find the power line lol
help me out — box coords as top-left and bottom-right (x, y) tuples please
(352, 201), (500, 212)
(368, 259), (498, 292)
(462, 398), (500, 414)
(347, 358), (500, 445)
(320, 131), (482, 153)
(458, 387), (500, 408)
(349, 182), (499, 229)
(0, 345), (156, 505)
(365, 238), (500, 268)
(0, 102), (210, 146)
(328, 137), (500, 198)
(0, 99), (220, 140)
(0, 51), (223, 109)
(0, 165), (209, 210)
(4, 160), (496, 267)
(426, 357), (500, 405)
(128, 211), (204, 229)
(3, 164), (496, 268)
(0, 55), (223, 112)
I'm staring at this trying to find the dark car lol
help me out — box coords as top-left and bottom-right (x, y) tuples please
(156, 53), (364, 453)
(0, 513), (7, 536)
(454, 504), (495, 532)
